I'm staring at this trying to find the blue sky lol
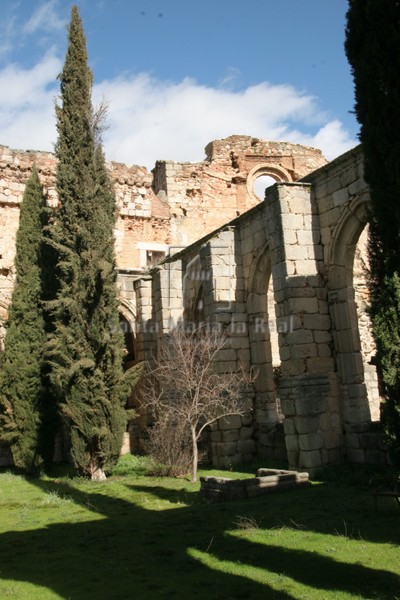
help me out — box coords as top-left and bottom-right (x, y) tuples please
(0, 0), (359, 169)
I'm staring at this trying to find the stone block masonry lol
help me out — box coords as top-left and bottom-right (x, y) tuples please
(134, 144), (386, 474)
(0, 145), (170, 275)
(0, 136), (386, 473)
(0, 136), (325, 272)
(200, 468), (310, 503)
(0, 136), (326, 326)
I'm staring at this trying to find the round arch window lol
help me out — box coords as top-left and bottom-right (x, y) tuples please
(253, 175), (277, 201)
(246, 163), (292, 204)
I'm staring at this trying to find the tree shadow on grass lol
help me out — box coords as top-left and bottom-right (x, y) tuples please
(0, 476), (294, 600)
(130, 481), (400, 599)
(203, 535), (400, 600)
(0, 476), (398, 600)
(131, 479), (400, 546)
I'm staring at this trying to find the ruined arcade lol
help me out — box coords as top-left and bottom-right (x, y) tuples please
(0, 135), (385, 473)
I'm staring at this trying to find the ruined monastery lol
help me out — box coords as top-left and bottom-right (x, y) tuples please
(0, 135), (386, 473)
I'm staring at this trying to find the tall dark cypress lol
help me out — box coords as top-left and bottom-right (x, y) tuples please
(48, 6), (139, 480)
(0, 167), (50, 472)
(345, 0), (400, 467)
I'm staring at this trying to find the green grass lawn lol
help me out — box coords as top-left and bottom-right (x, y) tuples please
(0, 461), (399, 600)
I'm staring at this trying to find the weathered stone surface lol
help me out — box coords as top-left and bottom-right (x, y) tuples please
(200, 468), (310, 502)
(0, 139), (387, 472)
(239, 427), (254, 440)
(285, 434), (299, 451)
(218, 415), (242, 431)
(238, 439), (256, 454)
(300, 450), (322, 470)
(298, 433), (324, 451)
(222, 430), (239, 443)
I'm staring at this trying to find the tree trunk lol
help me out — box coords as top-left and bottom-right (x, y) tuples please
(88, 458), (107, 481)
(191, 426), (198, 483)
(91, 468), (107, 481)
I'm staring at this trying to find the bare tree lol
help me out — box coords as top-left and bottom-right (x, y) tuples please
(145, 411), (194, 478)
(141, 326), (254, 482)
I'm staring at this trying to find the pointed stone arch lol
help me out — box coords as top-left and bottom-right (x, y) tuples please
(328, 193), (380, 430)
(247, 242), (285, 460)
(119, 301), (137, 370)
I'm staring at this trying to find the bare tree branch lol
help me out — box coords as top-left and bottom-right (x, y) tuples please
(140, 326), (254, 482)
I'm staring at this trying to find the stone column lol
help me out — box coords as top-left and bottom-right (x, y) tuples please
(270, 183), (342, 474)
(202, 227), (255, 467)
(134, 276), (156, 362)
(152, 259), (184, 353)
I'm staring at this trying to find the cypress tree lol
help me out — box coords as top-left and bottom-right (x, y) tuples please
(48, 6), (140, 480)
(0, 167), (50, 472)
(345, 0), (400, 466)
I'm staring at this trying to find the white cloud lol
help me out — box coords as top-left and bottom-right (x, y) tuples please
(305, 120), (359, 160)
(0, 53), (357, 167)
(23, 0), (66, 35)
(0, 53), (60, 107)
(0, 53), (60, 151)
(0, 13), (18, 60)
(94, 74), (357, 167)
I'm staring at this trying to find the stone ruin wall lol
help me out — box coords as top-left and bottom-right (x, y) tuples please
(0, 145), (169, 350)
(153, 136), (328, 247)
(303, 147), (384, 465)
(1, 136), (384, 472)
(0, 136), (327, 318)
(132, 145), (387, 473)
(0, 145), (170, 275)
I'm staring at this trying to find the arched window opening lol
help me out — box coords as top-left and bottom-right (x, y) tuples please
(267, 275), (283, 421)
(247, 246), (286, 462)
(193, 284), (205, 329)
(253, 175), (276, 201)
(119, 313), (136, 370)
(353, 226), (382, 421)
